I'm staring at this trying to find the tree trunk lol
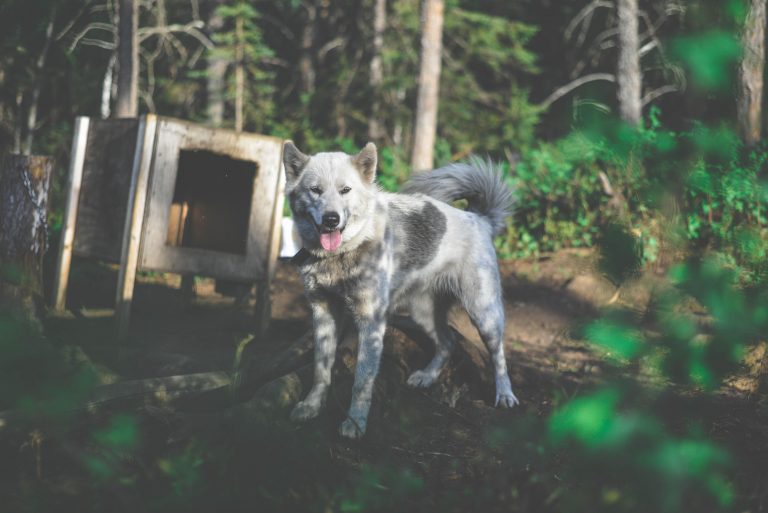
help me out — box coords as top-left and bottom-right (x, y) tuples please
(234, 14), (245, 132)
(411, 0), (444, 172)
(0, 155), (53, 328)
(299, 1), (317, 95)
(616, 0), (641, 125)
(115, 0), (139, 117)
(206, 0), (227, 127)
(737, 0), (766, 146)
(22, 10), (56, 155)
(367, 0), (387, 142)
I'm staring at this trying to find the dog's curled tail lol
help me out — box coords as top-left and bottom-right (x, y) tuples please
(400, 156), (514, 236)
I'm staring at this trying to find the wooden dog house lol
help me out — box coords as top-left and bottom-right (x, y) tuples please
(52, 115), (285, 337)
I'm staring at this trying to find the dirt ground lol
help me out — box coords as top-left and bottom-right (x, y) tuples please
(11, 249), (768, 511)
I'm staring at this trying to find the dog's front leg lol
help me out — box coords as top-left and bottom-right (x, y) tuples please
(339, 308), (387, 439)
(291, 295), (341, 421)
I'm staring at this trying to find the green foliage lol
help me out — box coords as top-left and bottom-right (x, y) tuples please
(439, 5), (540, 153)
(209, 1), (276, 132)
(596, 224), (644, 286)
(670, 32), (742, 91)
(0, 313), (97, 420)
(549, 387), (734, 513)
(544, 253), (768, 512)
(496, 106), (767, 274)
(339, 466), (423, 513)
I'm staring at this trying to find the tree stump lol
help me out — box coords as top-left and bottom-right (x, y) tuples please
(0, 154), (53, 327)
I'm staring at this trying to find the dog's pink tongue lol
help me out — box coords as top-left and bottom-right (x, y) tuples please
(320, 230), (342, 251)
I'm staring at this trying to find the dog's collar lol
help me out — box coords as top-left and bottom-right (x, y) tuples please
(291, 248), (314, 266)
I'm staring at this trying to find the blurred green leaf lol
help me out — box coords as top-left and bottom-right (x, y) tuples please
(671, 32), (741, 90)
(549, 388), (620, 447)
(597, 224), (644, 286)
(93, 414), (138, 451)
(586, 320), (643, 361)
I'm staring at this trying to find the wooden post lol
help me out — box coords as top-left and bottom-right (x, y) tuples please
(116, 115), (158, 339)
(0, 154), (54, 328)
(254, 149), (287, 336)
(52, 117), (90, 312)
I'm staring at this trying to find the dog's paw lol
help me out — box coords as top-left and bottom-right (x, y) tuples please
(290, 400), (322, 422)
(407, 369), (438, 388)
(339, 417), (366, 439)
(495, 391), (520, 409)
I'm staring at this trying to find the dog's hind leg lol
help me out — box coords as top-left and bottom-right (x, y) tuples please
(460, 269), (519, 408)
(406, 294), (455, 388)
(291, 295), (343, 422)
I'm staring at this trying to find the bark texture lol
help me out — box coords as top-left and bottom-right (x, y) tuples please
(367, 0), (387, 141)
(206, 0), (227, 127)
(616, 0), (641, 125)
(115, 0), (139, 117)
(411, 0), (444, 172)
(235, 15), (245, 132)
(0, 155), (53, 326)
(300, 1), (317, 95)
(737, 0), (766, 146)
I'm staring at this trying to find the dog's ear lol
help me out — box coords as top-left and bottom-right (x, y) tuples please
(283, 140), (310, 184)
(352, 142), (377, 184)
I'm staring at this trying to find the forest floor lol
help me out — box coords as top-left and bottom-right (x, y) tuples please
(4, 249), (768, 512)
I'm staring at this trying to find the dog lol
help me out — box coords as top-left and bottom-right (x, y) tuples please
(283, 141), (519, 438)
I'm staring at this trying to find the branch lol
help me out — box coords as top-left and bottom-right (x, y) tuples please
(68, 22), (116, 52)
(570, 27), (619, 78)
(598, 171), (614, 195)
(138, 21), (213, 49)
(259, 13), (297, 43)
(639, 39), (658, 57)
(565, 0), (613, 43)
(317, 36), (345, 61)
(539, 73), (616, 110)
(79, 38), (116, 51)
(54, 0), (99, 41)
(642, 84), (679, 106)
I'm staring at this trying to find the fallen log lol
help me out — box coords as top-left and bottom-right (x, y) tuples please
(390, 314), (495, 398)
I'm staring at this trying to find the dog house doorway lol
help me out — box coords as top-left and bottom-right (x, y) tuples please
(166, 150), (257, 255)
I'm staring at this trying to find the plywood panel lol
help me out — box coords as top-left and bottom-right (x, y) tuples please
(73, 119), (140, 262)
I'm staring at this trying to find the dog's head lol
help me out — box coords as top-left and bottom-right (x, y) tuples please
(283, 141), (377, 254)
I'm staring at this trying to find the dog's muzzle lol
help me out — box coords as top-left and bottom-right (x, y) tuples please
(321, 211), (340, 231)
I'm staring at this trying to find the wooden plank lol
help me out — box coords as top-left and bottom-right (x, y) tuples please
(52, 117), (90, 312)
(72, 119), (139, 262)
(116, 115), (158, 339)
(266, 148), (287, 279)
(254, 144), (287, 333)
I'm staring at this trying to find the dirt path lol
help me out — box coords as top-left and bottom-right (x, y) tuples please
(27, 250), (767, 512)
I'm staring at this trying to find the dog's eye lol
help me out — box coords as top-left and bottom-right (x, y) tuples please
(340, 186), (351, 195)
(310, 186), (323, 194)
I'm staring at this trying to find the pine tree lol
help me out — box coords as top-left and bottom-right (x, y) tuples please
(210, 1), (275, 132)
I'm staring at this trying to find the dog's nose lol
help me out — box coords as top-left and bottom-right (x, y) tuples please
(322, 212), (340, 229)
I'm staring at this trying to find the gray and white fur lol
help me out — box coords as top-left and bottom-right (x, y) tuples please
(283, 141), (519, 439)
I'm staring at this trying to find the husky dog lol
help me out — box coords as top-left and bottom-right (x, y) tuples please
(283, 141), (519, 438)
